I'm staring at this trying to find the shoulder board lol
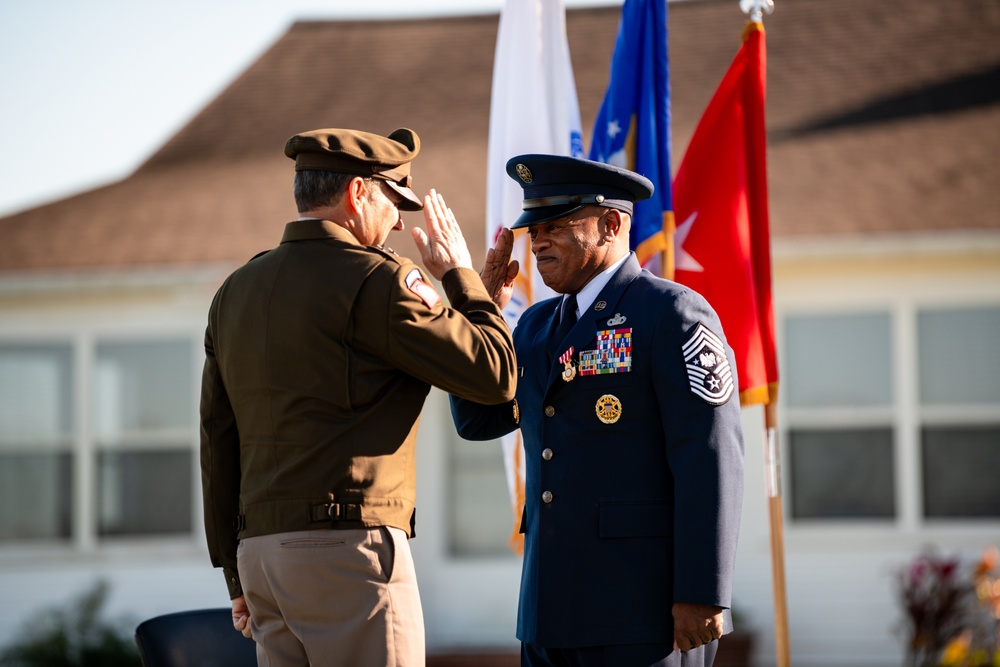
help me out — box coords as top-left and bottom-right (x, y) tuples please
(367, 245), (403, 265)
(248, 249), (271, 262)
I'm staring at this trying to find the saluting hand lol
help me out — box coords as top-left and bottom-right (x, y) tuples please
(411, 189), (473, 281)
(480, 227), (519, 310)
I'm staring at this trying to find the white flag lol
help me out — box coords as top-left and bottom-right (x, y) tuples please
(486, 0), (583, 551)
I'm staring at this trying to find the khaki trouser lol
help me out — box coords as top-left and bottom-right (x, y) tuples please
(238, 526), (425, 667)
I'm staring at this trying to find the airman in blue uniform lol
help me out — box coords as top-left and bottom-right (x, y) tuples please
(451, 154), (745, 667)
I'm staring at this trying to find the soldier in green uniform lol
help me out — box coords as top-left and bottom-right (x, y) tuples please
(200, 127), (517, 667)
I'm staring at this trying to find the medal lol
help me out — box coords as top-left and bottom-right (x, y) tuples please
(559, 347), (576, 382)
(595, 394), (622, 424)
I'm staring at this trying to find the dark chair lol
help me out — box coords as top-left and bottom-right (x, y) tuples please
(134, 608), (257, 667)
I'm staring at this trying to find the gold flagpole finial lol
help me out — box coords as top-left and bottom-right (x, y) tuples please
(740, 0), (774, 22)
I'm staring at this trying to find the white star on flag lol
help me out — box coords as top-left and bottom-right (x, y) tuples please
(674, 211), (704, 272)
(607, 119), (622, 139)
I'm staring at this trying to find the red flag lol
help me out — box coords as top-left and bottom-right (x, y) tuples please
(671, 22), (778, 406)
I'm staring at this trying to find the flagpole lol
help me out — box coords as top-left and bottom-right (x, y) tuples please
(739, 2), (789, 665)
(764, 400), (791, 667)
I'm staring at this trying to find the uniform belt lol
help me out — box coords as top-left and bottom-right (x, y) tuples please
(309, 501), (363, 523)
(235, 499), (416, 538)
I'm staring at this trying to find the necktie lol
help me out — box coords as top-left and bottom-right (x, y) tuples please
(552, 293), (578, 347)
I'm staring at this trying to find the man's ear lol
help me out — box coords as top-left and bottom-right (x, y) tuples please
(602, 208), (624, 240)
(346, 177), (367, 215)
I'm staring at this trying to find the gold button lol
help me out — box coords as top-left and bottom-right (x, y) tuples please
(542, 448), (553, 461)
(544, 406), (555, 417)
(542, 491), (553, 503)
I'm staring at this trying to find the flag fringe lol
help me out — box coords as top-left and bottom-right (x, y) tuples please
(507, 431), (526, 554)
(662, 210), (676, 280)
(742, 19), (764, 42)
(738, 381), (779, 407)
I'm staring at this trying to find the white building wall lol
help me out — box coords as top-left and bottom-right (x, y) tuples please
(749, 237), (1000, 667)
(2, 237), (999, 665)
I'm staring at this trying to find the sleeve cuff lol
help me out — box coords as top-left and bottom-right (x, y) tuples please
(224, 567), (243, 599)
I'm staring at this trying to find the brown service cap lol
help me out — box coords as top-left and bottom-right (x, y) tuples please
(284, 128), (423, 211)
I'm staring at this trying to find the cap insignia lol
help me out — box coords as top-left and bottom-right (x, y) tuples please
(515, 163), (533, 183)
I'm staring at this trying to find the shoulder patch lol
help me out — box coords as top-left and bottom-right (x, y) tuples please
(681, 323), (735, 405)
(404, 268), (442, 308)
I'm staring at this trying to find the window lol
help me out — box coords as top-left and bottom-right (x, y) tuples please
(789, 428), (895, 519)
(0, 344), (74, 541)
(784, 313), (895, 521)
(785, 313), (893, 409)
(0, 338), (195, 545)
(783, 306), (1000, 524)
(94, 341), (193, 537)
(917, 307), (1000, 406)
(922, 426), (1000, 518)
(917, 307), (1000, 520)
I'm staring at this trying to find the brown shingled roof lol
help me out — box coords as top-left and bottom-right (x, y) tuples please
(2, 0), (998, 274)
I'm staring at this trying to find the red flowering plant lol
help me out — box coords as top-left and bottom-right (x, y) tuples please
(897, 546), (1000, 667)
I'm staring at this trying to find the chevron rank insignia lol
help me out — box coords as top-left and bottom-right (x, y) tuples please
(682, 323), (735, 405)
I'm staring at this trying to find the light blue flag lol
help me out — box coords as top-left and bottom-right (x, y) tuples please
(589, 0), (673, 276)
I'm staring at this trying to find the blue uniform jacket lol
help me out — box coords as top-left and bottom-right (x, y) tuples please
(450, 254), (744, 648)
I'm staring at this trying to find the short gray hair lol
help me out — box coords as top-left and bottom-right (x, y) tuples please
(293, 170), (382, 213)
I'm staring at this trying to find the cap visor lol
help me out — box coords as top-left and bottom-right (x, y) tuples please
(385, 181), (424, 211)
(510, 204), (587, 229)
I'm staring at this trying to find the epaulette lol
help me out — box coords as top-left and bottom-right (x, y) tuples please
(367, 245), (402, 264)
(247, 249), (272, 263)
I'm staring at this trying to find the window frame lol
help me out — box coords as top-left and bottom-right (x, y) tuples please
(0, 323), (204, 556)
(775, 261), (1000, 548)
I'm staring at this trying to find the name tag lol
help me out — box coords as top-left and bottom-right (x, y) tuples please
(579, 328), (632, 376)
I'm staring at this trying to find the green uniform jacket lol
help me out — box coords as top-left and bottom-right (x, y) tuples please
(201, 219), (516, 599)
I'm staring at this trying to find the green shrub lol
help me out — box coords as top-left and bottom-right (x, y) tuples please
(0, 580), (140, 667)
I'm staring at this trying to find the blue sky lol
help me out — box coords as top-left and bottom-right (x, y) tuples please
(0, 0), (619, 217)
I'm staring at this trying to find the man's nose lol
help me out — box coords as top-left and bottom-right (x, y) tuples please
(393, 216), (404, 231)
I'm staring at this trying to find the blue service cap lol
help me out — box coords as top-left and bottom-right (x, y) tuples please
(505, 154), (654, 229)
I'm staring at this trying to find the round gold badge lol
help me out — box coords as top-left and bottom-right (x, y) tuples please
(515, 163), (533, 183)
(595, 394), (622, 424)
